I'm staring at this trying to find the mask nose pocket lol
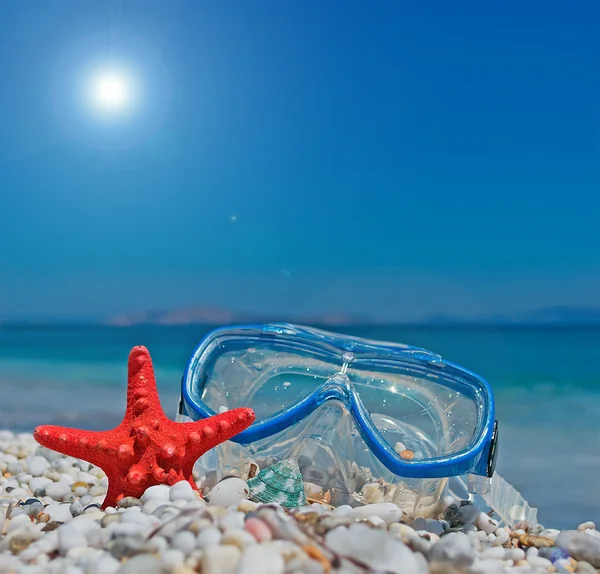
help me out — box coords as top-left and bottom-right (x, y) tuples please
(289, 403), (358, 505)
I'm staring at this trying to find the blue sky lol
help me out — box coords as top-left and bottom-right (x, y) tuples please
(0, 0), (598, 321)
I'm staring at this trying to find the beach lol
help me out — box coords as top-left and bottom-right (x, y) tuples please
(0, 430), (599, 573)
(0, 324), (599, 572)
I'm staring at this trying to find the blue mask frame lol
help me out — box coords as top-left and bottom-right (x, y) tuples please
(180, 323), (498, 480)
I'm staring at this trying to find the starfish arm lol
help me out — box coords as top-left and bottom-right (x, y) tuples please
(33, 425), (127, 468)
(124, 346), (164, 422)
(179, 407), (255, 460)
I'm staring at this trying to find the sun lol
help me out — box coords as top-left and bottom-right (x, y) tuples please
(90, 72), (131, 112)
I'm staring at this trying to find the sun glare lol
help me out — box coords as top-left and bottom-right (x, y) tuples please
(90, 72), (131, 112)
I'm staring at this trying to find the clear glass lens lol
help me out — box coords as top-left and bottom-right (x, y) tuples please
(196, 340), (339, 420)
(350, 365), (480, 458)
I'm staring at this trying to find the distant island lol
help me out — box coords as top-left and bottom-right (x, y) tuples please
(101, 305), (600, 327)
(103, 306), (376, 327)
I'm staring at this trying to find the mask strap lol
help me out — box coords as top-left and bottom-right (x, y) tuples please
(449, 473), (538, 528)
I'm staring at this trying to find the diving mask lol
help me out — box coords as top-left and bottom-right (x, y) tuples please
(178, 323), (499, 518)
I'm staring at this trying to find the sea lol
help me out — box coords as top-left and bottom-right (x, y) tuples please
(0, 323), (598, 529)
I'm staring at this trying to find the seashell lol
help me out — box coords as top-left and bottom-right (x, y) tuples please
(247, 458), (306, 509)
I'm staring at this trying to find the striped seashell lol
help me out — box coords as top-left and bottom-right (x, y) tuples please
(247, 457), (306, 509)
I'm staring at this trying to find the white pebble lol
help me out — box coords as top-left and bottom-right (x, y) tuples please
(7, 487), (28, 499)
(578, 521), (596, 531)
(480, 546), (505, 559)
(88, 484), (106, 497)
(493, 527), (509, 546)
(77, 471), (96, 484)
(26, 455), (46, 475)
(29, 476), (52, 493)
(161, 548), (185, 569)
(46, 482), (71, 502)
(367, 515), (386, 527)
(45, 503), (73, 523)
(237, 543), (285, 574)
(208, 478), (249, 507)
(197, 526), (222, 548)
(140, 484), (170, 503)
(94, 554), (121, 574)
(58, 525), (88, 555)
(332, 505), (353, 516)
(201, 545), (241, 574)
(475, 512), (498, 535)
(221, 528), (257, 549)
(219, 511), (246, 531)
(505, 547), (526, 561)
(7, 513), (32, 531)
(169, 480), (198, 502)
(539, 528), (561, 539)
(142, 498), (173, 515)
(171, 530), (196, 555)
(527, 555), (553, 569)
(351, 502), (403, 524)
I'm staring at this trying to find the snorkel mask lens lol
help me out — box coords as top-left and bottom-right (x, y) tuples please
(179, 324), (497, 518)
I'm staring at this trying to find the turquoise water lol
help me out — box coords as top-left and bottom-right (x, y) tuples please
(0, 324), (598, 528)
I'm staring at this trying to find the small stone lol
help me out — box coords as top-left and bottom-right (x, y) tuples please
(444, 502), (480, 528)
(238, 499), (259, 513)
(117, 497), (142, 509)
(161, 548), (186, 569)
(58, 525), (87, 555)
(527, 555), (553, 569)
(201, 545), (242, 574)
(555, 530), (600, 567)
(475, 512), (498, 535)
(576, 561), (599, 574)
(505, 548), (525, 561)
(519, 533), (556, 548)
(245, 517), (272, 542)
(539, 547), (570, 561)
(480, 546), (505, 560)
(140, 484), (170, 503)
(351, 502), (403, 524)
(101, 514), (122, 528)
(219, 511), (246, 531)
(45, 503), (73, 523)
(367, 515), (387, 527)
(26, 456), (50, 477)
(411, 517), (445, 536)
(116, 553), (162, 574)
(221, 528), (257, 549)
(169, 480), (198, 503)
(237, 543), (285, 574)
(209, 478), (249, 507)
(172, 530), (196, 555)
(94, 553), (121, 574)
(578, 522), (596, 532)
(325, 523), (423, 574)
(539, 528), (561, 539)
(429, 532), (475, 566)
(196, 526), (222, 548)
(45, 482), (72, 502)
(89, 484), (106, 497)
(67, 500), (83, 518)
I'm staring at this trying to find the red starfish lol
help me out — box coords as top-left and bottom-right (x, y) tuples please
(34, 345), (255, 508)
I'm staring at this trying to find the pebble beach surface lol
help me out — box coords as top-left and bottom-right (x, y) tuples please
(1, 432), (599, 574)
